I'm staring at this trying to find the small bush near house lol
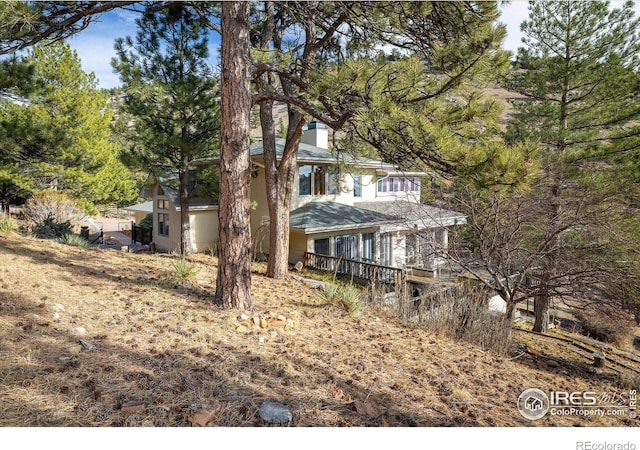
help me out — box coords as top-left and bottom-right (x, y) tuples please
(394, 282), (512, 354)
(24, 191), (85, 238)
(0, 215), (16, 233)
(32, 215), (74, 239)
(320, 282), (363, 317)
(139, 213), (153, 228)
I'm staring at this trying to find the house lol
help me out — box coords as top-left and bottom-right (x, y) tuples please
(141, 176), (219, 253)
(122, 200), (153, 224)
(144, 122), (466, 274)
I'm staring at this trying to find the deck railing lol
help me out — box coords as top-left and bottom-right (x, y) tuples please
(131, 222), (152, 245)
(303, 252), (405, 284)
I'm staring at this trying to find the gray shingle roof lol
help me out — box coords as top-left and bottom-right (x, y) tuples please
(289, 202), (399, 233)
(122, 201), (153, 213)
(355, 201), (466, 227)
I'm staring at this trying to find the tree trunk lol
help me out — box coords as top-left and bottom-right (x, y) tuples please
(533, 292), (550, 333)
(214, 1), (252, 310)
(505, 298), (517, 341)
(178, 167), (193, 256)
(0, 186), (9, 216)
(264, 109), (304, 279)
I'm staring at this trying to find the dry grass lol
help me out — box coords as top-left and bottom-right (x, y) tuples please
(0, 232), (638, 427)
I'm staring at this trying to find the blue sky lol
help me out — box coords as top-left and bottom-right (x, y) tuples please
(63, 1), (624, 90)
(65, 6), (221, 89)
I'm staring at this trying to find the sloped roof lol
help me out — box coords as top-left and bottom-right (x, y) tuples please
(251, 139), (403, 171)
(355, 201), (466, 228)
(194, 139), (425, 175)
(160, 185), (218, 211)
(289, 202), (399, 233)
(122, 201), (153, 213)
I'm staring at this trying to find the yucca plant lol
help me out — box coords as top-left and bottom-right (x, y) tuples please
(0, 215), (16, 233)
(320, 282), (363, 317)
(58, 233), (88, 248)
(171, 257), (199, 282)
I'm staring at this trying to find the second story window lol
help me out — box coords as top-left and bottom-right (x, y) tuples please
(377, 176), (421, 194)
(299, 165), (339, 196)
(353, 175), (362, 197)
(157, 199), (169, 209)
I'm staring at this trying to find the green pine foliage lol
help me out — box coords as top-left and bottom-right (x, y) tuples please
(0, 41), (138, 213)
(112, 4), (221, 255)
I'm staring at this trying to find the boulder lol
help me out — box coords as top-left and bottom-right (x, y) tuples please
(258, 401), (292, 425)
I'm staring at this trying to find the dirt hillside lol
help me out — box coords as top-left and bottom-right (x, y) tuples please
(0, 231), (637, 427)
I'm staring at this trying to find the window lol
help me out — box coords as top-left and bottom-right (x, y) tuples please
(353, 175), (362, 197)
(335, 234), (357, 260)
(314, 238), (330, 255)
(380, 233), (393, 266)
(157, 199), (169, 209)
(158, 213), (169, 236)
(314, 166), (327, 195)
(362, 232), (374, 261)
(377, 176), (421, 194)
(299, 165), (339, 196)
(299, 165), (312, 195)
(157, 185), (165, 196)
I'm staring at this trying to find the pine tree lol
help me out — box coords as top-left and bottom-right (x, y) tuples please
(503, 0), (640, 332)
(0, 41), (138, 214)
(112, 4), (221, 256)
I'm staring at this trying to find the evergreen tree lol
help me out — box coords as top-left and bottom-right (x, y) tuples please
(112, 4), (220, 256)
(0, 41), (138, 214)
(502, 0), (640, 332)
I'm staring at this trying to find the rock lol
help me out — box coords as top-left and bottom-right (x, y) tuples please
(293, 261), (304, 272)
(593, 352), (606, 368)
(51, 303), (65, 312)
(190, 403), (221, 427)
(121, 401), (146, 413)
(268, 319), (286, 328)
(276, 315), (287, 322)
(69, 326), (87, 336)
(252, 316), (261, 327)
(236, 325), (250, 333)
(238, 313), (250, 321)
(259, 318), (268, 329)
(52, 312), (60, 322)
(258, 336), (265, 345)
(546, 360), (560, 369)
(258, 401), (292, 425)
(79, 340), (96, 351)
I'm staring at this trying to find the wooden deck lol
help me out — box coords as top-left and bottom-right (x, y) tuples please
(303, 252), (406, 285)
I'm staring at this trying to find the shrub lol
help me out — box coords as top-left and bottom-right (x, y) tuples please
(392, 282), (512, 354)
(24, 191), (85, 238)
(139, 213), (153, 228)
(320, 282), (363, 317)
(32, 215), (73, 239)
(171, 257), (199, 282)
(0, 215), (16, 233)
(572, 308), (636, 349)
(58, 233), (88, 248)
